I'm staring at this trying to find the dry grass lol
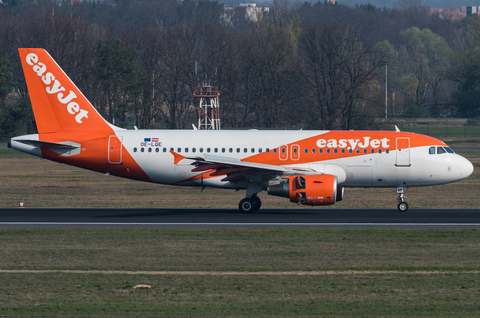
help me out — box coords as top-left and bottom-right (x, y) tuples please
(0, 149), (479, 209)
(1, 228), (480, 317)
(1, 228), (480, 272)
(1, 272), (480, 317)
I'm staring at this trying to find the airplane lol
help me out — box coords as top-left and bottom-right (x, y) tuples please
(8, 48), (474, 212)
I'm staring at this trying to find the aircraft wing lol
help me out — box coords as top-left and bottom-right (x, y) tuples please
(171, 151), (315, 183)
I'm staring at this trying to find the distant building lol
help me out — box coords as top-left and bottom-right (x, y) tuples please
(223, 3), (270, 23)
(430, 7), (466, 19)
(466, 5), (480, 16)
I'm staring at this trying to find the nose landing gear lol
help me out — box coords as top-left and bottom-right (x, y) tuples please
(397, 187), (409, 212)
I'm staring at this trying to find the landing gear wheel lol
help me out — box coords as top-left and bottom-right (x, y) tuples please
(239, 198), (255, 213)
(397, 202), (409, 212)
(251, 195), (262, 211)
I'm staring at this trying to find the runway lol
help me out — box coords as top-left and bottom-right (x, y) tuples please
(1, 208), (480, 229)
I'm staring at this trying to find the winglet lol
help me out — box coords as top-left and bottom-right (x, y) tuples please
(395, 125), (401, 132)
(170, 150), (186, 165)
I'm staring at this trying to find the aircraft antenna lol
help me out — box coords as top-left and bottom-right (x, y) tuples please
(194, 68), (220, 130)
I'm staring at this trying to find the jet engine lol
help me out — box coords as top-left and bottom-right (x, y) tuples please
(267, 174), (338, 206)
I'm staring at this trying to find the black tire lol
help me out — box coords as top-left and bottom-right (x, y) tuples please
(397, 202), (409, 212)
(239, 198), (255, 213)
(251, 195), (262, 211)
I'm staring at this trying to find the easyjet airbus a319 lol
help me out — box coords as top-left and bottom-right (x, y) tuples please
(9, 49), (474, 212)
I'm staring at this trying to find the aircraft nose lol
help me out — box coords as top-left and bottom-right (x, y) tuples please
(457, 155), (474, 179)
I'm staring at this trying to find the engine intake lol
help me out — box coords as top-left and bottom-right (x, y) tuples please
(267, 174), (338, 206)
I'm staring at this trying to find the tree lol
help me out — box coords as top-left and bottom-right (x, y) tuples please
(97, 38), (140, 126)
(448, 52), (480, 118)
(298, 21), (390, 129)
(0, 54), (15, 111)
(399, 27), (450, 116)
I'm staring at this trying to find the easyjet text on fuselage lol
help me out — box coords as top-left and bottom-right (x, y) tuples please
(316, 137), (390, 149)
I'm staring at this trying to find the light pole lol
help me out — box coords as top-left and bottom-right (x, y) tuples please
(385, 62), (388, 119)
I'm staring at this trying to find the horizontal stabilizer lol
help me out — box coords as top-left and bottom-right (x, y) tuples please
(16, 140), (79, 149)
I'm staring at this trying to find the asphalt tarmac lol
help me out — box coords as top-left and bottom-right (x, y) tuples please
(1, 208), (480, 229)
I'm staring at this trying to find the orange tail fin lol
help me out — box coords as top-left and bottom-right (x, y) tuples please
(19, 48), (115, 134)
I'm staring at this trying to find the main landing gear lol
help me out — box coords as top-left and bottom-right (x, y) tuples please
(397, 187), (409, 212)
(239, 194), (262, 213)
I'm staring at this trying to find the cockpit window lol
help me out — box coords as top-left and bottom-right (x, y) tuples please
(429, 147), (435, 154)
(437, 147), (446, 154)
(445, 147), (454, 154)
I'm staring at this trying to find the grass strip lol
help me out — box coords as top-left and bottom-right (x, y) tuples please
(2, 228), (480, 272)
(1, 229), (480, 316)
(2, 269), (480, 275)
(2, 272), (480, 317)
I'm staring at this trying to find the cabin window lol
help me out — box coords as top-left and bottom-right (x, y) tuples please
(312, 149), (316, 154)
(207, 148), (211, 153)
(170, 147), (174, 152)
(259, 148), (262, 153)
(244, 148), (248, 153)
(304, 148), (308, 154)
(177, 147), (181, 152)
(334, 149), (338, 154)
(379, 149), (382, 154)
(134, 147), (137, 152)
(156, 148), (159, 153)
(342, 149), (345, 154)
(319, 149), (323, 154)
(437, 147), (446, 154)
(364, 149), (367, 154)
(266, 148), (270, 153)
(327, 149), (330, 154)
(229, 148), (233, 153)
(163, 148), (167, 153)
(184, 148), (188, 153)
(293, 148), (298, 154)
(236, 148), (240, 153)
(386, 149), (390, 154)
(148, 148), (152, 153)
(349, 149), (353, 154)
(192, 148), (196, 153)
(371, 149), (374, 154)
(273, 149), (277, 153)
(200, 148), (204, 153)
(214, 148), (218, 153)
(356, 149), (360, 154)
(251, 148), (255, 153)
(141, 148), (145, 153)
(282, 148), (286, 153)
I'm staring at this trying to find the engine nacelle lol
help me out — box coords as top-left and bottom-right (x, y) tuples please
(267, 174), (338, 206)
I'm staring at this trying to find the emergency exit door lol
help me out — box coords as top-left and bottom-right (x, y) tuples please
(396, 137), (410, 166)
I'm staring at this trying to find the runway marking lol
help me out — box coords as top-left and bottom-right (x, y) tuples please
(2, 222), (480, 226)
(1, 269), (479, 275)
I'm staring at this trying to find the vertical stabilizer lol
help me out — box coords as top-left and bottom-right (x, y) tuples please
(19, 48), (116, 134)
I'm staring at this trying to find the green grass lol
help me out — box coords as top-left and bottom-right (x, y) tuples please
(2, 229), (480, 272)
(2, 272), (480, 317)
(1, 229), (480, 317)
